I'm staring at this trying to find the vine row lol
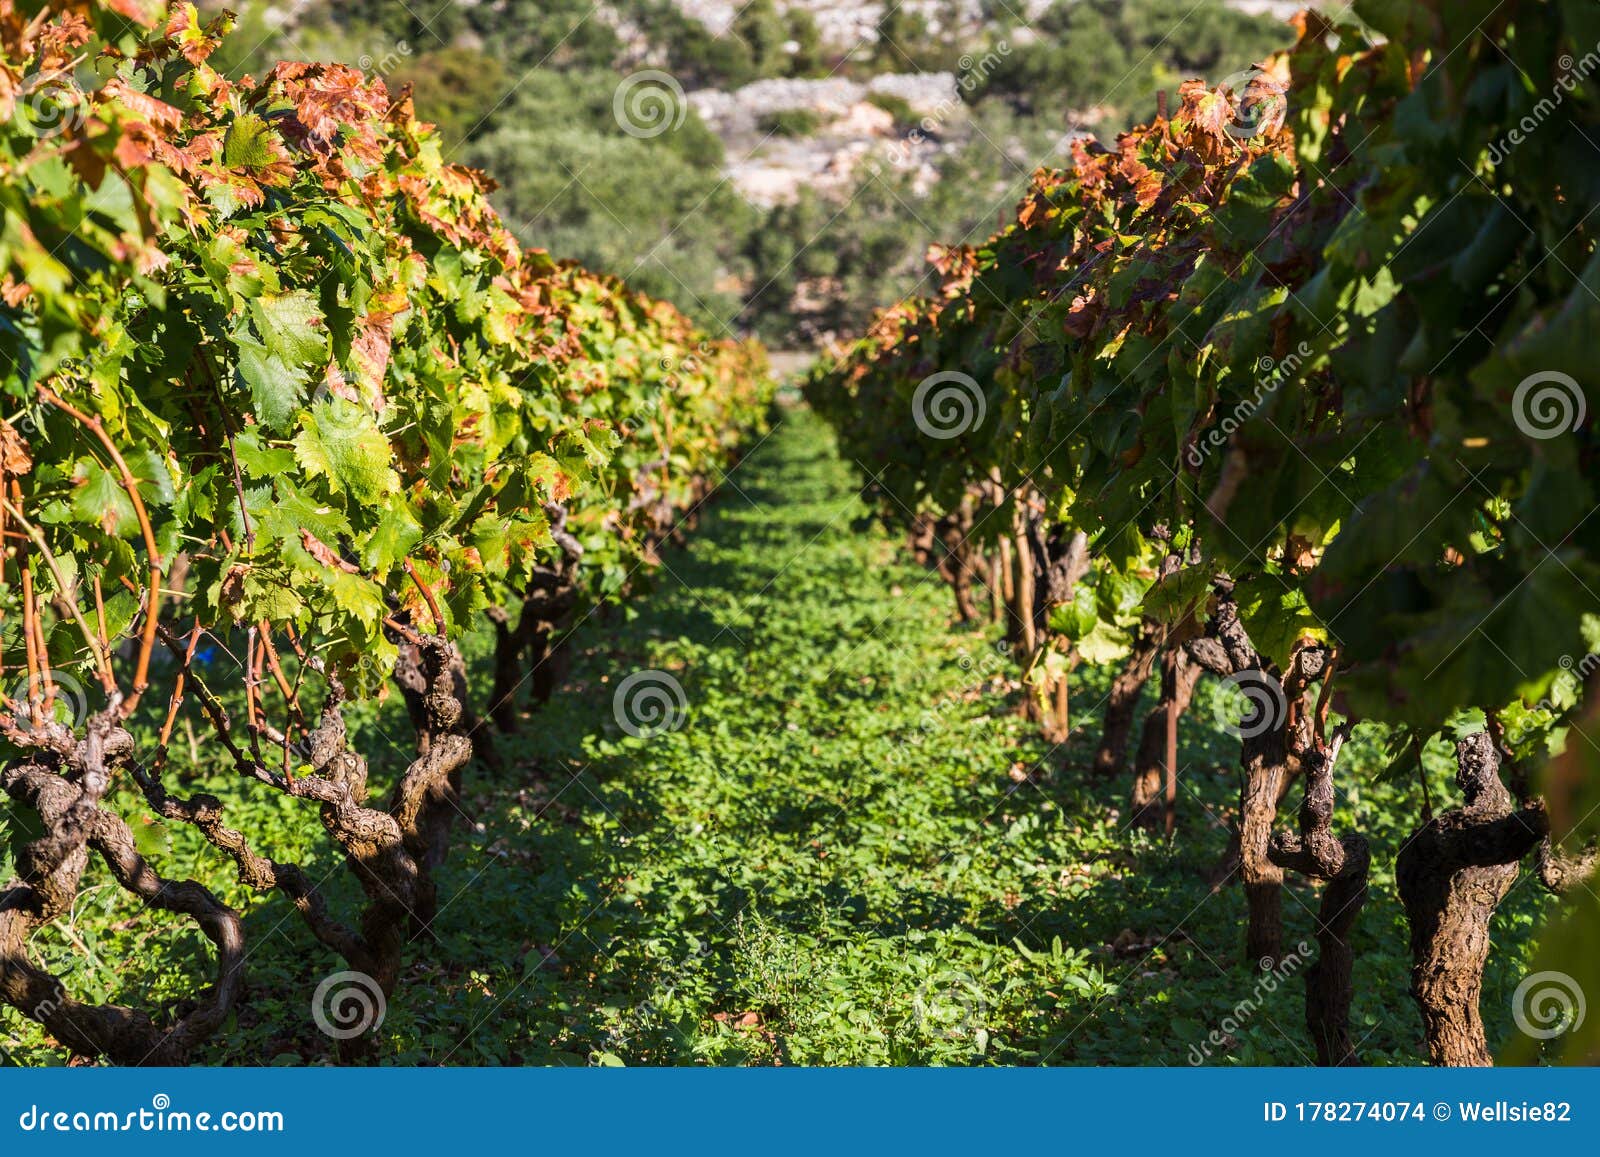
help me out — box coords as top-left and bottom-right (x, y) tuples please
(0, 1), (773, 1063)
(807, 0), (1600, 1066)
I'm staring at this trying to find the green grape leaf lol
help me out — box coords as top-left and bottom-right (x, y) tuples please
(293, 401), (400, 506)
(235, 337), (310, 432)
(249, 290), (326, 369)
(223, 112), (278, 170)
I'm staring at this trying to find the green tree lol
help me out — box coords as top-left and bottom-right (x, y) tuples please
(401, 47), (508, 147)
(467, 0), (622, 70)
(967, 0), (1290, 127)
(875, 5), (931, 69)
(785, 8), (825, 76)
(466, 71), (754, 328)
(730, 0), (789, 79)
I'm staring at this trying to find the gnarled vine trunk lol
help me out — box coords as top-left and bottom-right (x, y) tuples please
(906, 515), (938, 567)
(0, 713), (244, 1065)
(0, 629), (478, 1065)
(1396, 732), (1547, 1066)
(487, 502), (583, 730)
(1269, 726), (1369, 1065)
(1239, 725), (1289, 966)
(936, 500), (980, 623)
(1187, 583), (1328, 968)
(1008, 496), (1089, 737)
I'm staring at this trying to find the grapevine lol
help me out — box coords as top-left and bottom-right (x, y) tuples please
(808, 0), (1600, 1065)
(0, 1), (772, 1063)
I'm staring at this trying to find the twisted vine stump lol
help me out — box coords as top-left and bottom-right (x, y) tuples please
(0, 712), (244, 1065)
(936, 499), (981, 623)
(1032, 525), (1089, 742)
(1126, 544), (1193, 831)
(998, 492), (1090, 738)
(1186, 583), (1327, 967)
(1268, 724), (1368, 1065)
(392, 637), (479, 935)
(906, 514), (937, 567)
(1009, 498), (1035, 654)
(487, 502), (583, 731)
(1397, 731), (1547, 1066)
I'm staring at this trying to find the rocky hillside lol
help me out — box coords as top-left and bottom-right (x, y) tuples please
(668, 0), (1319, 207)
(689, 73), (958, 206)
